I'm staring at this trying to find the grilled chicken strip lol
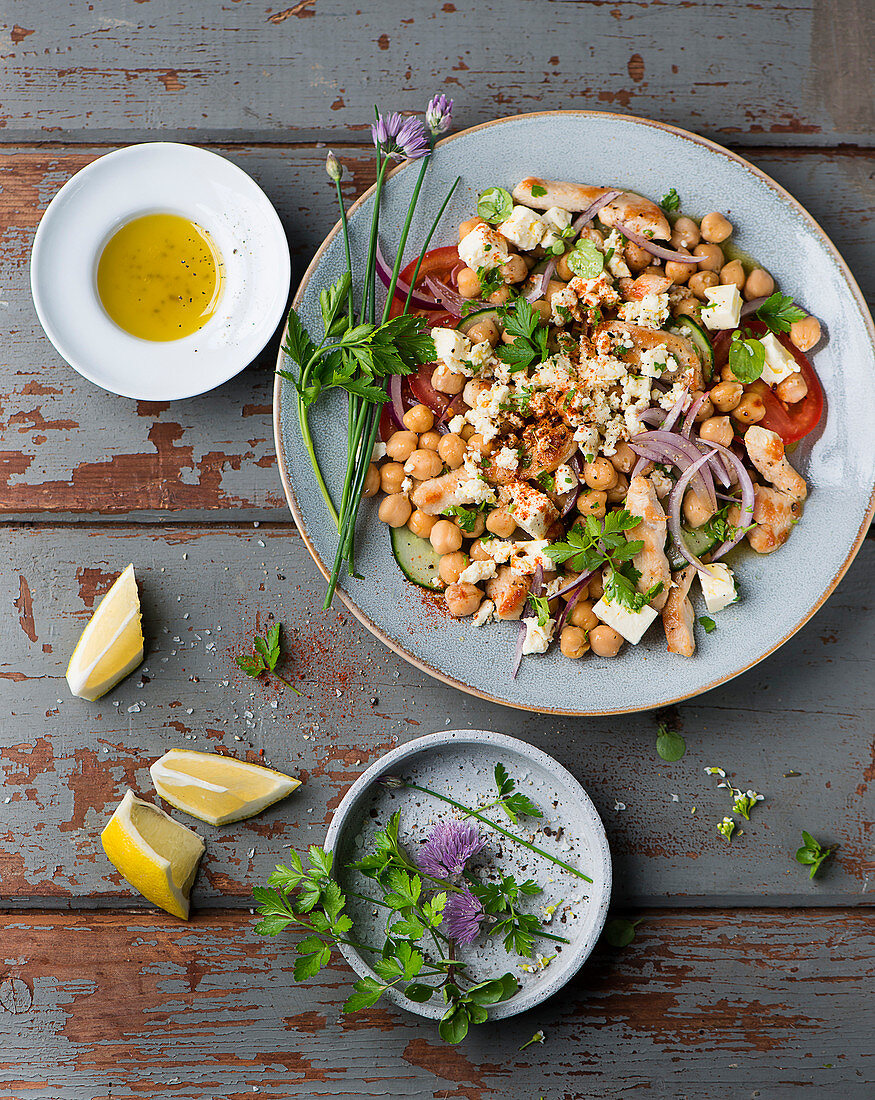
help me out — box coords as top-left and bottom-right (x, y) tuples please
(410, 468), (472, 516)
(744, 426), (807, 500)
(662, 565), (696, 657)
(625, 475), (671, 611)
(512, 178), (672, 241)
(738, 485), (801, 554)
(486, 566), (531, 620)
(519, 418), (578, 479)
(594, 321), (704, 391)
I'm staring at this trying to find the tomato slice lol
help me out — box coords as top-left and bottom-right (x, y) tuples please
(388, 245), (460, 322)
(712, 318), (824, 444)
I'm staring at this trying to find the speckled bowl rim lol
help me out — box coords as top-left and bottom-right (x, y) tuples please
(274, 110), (875, 715)
(323, 729), (612, 1021)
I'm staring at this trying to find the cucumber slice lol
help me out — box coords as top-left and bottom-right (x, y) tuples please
(667, 524), (719, 570)
(456, 308), (502, 336)
(391, 526), (443, 589)
(674, 315), (714, 381)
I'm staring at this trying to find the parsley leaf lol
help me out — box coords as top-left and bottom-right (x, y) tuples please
(443, 505), (482, 532)
(477, 186), (514, 224)
(728, 332), (765, 383)
(526, 593), (552, 629)
(660, 188), (680, 212)
(756, 292), (806, 335)
(495, 297), (549, 371)
(698, 615), (717, 634)
(530, 184), (547, 198)
(236, 621), (302, 695)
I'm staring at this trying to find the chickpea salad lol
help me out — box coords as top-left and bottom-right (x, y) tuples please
(367, 177), (825, 671)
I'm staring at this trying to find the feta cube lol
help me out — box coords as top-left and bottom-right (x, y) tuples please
(698, 563), (737, 613)
(554, 463), (577, 495)
(539, 206), (571, 249)
(458, 223), (509, 271)
(760, 332), (799, 386)
(458, 559), (496, 585)
(431, 327), (470, 375)
(472, 599), (495, 627)
(522, 616), (556, 655)
(602, 228), (632, 278)
(498, 205), (546, 251)
(371, 441), (387, 462)
(618, 293), (670, 330)
(592, 596), (658, 645)
(574, 425), (600, 461)
(701, 284), (742, 330)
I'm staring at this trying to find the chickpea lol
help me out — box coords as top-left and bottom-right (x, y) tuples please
(683, 489), (716, 527)
(743, 267), (774, 301)
(720, 362), (736, 383)
(378, 493), (412, 528)
(500, 255), (528, 284)
(642, 264), (664, 277)
(698, 415), (733, 447)
(380, 461), (406, 495)
(439, 550), (469, 585)
(556, 253), (576, 281)
(419, 429), (442, 452)
(673, 297), (701, 320)
(486, 509), (516, 538)
(464, 514), (486, 539)
(460, 423), (477, 441)
(561, 574), (588, 601)
(470, 538), (493, 561)
(408, 509), (436, 538)
(560, 625), (589, 659)
(732, 392), (766, 425)
(688, 270), (719, 299)
(402, 403), (434, 433)
(606, 472), (629, 504)
(431, 364), (466, 395)
(700, 212), (733, 244)
(463, 378), (490, 405)
(430, 519), (463, 555)
(691, 391), (715, 421)
(672, 216), (701, 250)
(467, 432), (496, 457)
(588, 572), (604, 600)
(610, 441), (637, 474)
(579, 226), (605, 247)
(709, 380), (743, 412)
(665, 247), (696, 285)
(458, 217), (485, 241)
(584, 457), (619, 491)
(488, 285), (512, 306)
(577, 488), (607, 518)
(386, 430), (418, 462)
(404, 448), (443, 481)
(531, 299), (551, 322)
(625, 241), (651, 272)
(589, 624), (624, 657)
(789, 315), (821, 353)
(569, 600), (598, 632)
(363, 462), (381, 497)
(466, 318), (500, 347)
(720, 259), (746, 290)
(692, 242), (724, 272)
(438, 432), (466, 469)
(445, 581), (483, 618)
(776, 372), (809, 404)
(456, 266), (482, 298)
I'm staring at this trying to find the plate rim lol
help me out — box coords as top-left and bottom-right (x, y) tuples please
(30, 140), (292, 401)
(273, 109), (875, 716)
(322, 728), (612, 1020)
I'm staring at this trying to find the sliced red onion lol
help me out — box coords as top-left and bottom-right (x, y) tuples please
(524, 256), (557, 304)
(630, 430), (716, 509)
(424, 275), (490, 317)
(681, 393), (707, 438)
(435, 391), (465, 432)
(614, 220), (705, 264)
(701, 442), (756, 559)
(638, 407), (667, 426)
(568, 451), (585, 478)
(375, 240), (440, 311)
(739, 295), (768, 319)
(667, 449), (720, 576)
(571, 189), (624, 232)
(554, 569), (597, 632)
(388, 374), (406, 429)
(630, 455), (652, 480)
(559, 489), (577, 517)
(662, 389), (690, 433)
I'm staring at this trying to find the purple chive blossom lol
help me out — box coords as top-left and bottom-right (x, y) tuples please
(417, 819), (485, 879)
(426, 93), (454, 134)
(371, 112), (430, 161)
(443, 887), (485, 946)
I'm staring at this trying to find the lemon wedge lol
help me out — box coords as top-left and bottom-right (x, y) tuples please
(66, 564), (143, 701)
(101, 790), (204, 919)
(150, 749), (301, 826)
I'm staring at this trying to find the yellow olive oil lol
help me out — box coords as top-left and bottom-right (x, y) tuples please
(96, 213), (223, 341)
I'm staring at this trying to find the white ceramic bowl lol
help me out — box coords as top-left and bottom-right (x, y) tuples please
(30, 142), (291, 400)
(324, 730), (612, 1022)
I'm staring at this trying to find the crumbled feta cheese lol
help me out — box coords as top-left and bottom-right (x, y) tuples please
(509, 539), (552, 575)
(650, 468), (673, 498)
(465, 383), (510, 443)
(522, 616), (556, 655)
(458, 222), (509, 271)
(701, 283), (742, 330)
(371, 441), (387, 462)
(658, 381), (690, 412)
(497, 205), (546, 251)
(458, 559), (496, 585)
(602, 228), (632, 278)
(458, 478), (495, 506)
(698, 563), (737, 612)
(573, 425), (600, 461)
(539, 206), (571, 249)
(619, 292), (670, 329)
(554, 463), (577, 495)
(431, 327), (470, 375)
(638, 346), (678, 378)
(592, 596), (658, 644)
(495, 445), (520, 472)
(479, 537), (514, 564)
(760, 332), (800, 386)
(472, 599), (494, 627)
(448, 414), (465, 434)
(401, 476), (413, 493)
(467, 339), (495, 373)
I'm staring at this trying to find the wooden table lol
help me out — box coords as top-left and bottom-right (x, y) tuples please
(1, 3), (873, 1096)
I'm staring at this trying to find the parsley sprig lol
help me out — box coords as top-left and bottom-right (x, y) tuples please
(756, 292), (806, 334)
(795, 831), (837, 879)
(660, 188), (680, 212)
(235, 622), (302, 695)
(494, 297), (550, 372)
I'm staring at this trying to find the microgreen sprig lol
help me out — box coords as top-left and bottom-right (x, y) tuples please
(235, 622), (302, 695)
(795, 831), (837, 879)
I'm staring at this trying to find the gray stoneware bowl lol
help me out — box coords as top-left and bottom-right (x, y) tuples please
(274, 111), (875, 715)
(323, 729), (612, 1022)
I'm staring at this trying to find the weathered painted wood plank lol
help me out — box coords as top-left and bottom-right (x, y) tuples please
(0, 0), (873, 146)
(1, 144), (873, 518)
(2, 524), (871, 905)
(0, 908), (870, 1099)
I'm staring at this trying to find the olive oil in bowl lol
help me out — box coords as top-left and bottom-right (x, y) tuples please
(96, 213), (223, 341)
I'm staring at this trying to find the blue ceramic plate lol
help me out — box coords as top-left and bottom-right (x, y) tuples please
(274, 112), (875, 715)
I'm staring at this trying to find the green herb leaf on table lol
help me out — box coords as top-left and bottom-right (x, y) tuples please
(795, 831), (837, 879)
(603, 917), (642, 948)
(655, 722), (686, 762)
(660, 188), (680, 212)
(756, 292), (806, 334)
(235, 622), (302, 695)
